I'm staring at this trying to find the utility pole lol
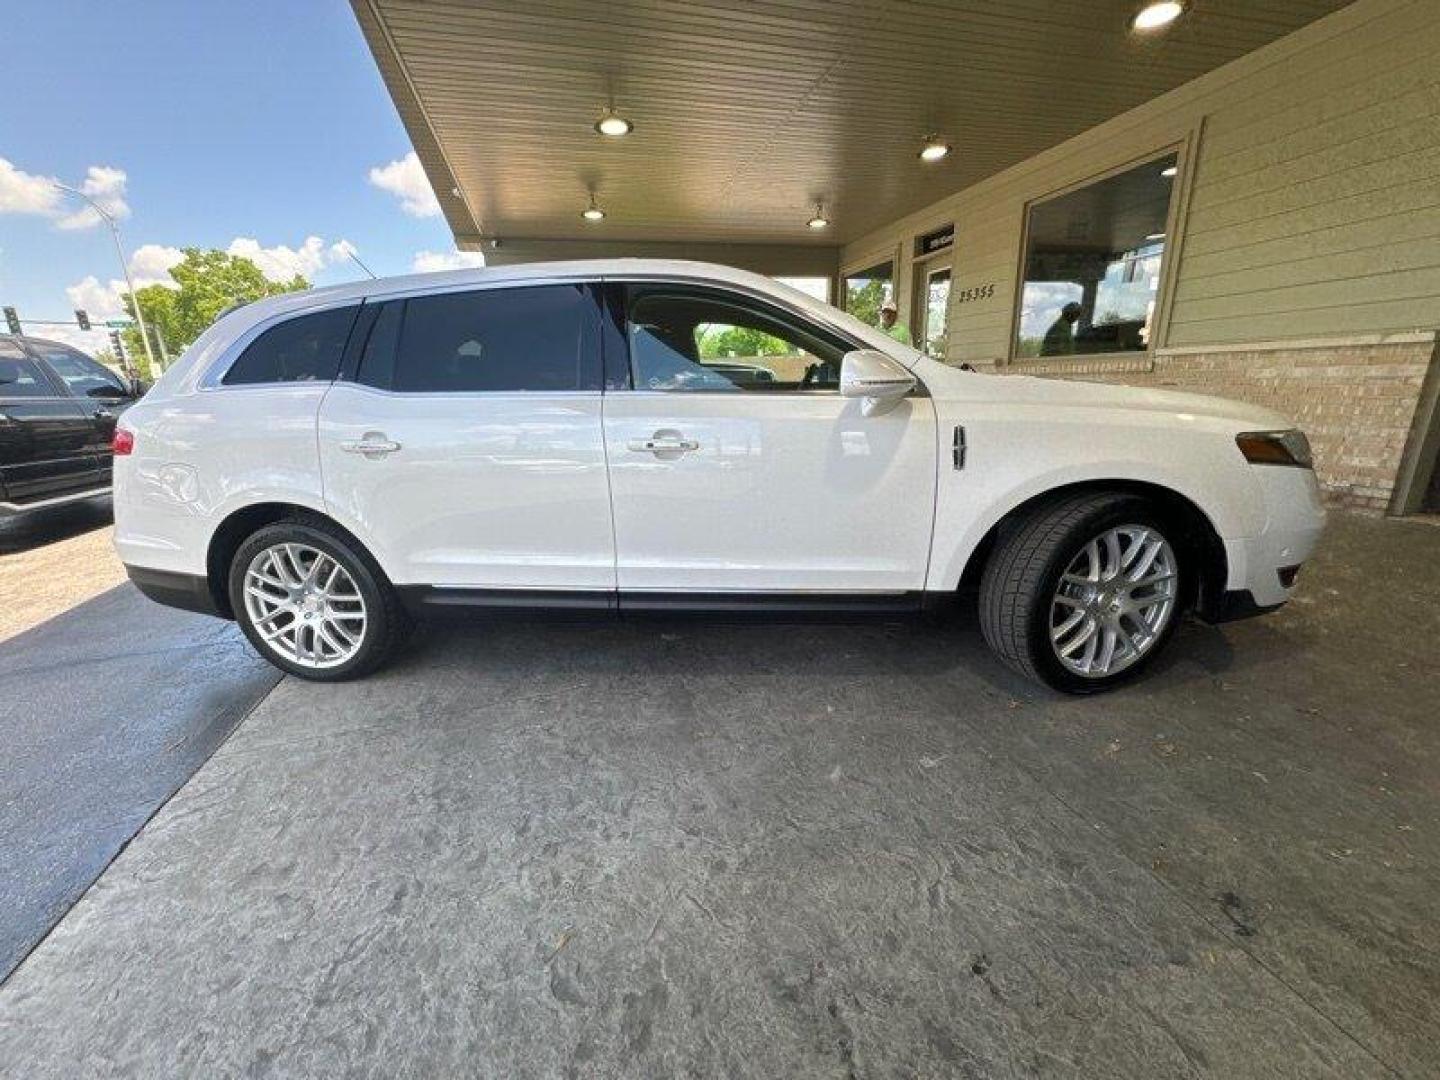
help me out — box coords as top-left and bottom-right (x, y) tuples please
(51, 181), (158, 377)
(152, 322), (170, 369)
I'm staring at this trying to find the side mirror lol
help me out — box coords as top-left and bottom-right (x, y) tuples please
(127, 376), (146, 398)
(839, 349), (916, 416)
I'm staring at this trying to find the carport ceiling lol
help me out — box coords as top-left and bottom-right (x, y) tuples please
(352, 0), (1351, 247)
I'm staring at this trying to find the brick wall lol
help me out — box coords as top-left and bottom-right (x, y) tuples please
(1001, 334), (1437, 512)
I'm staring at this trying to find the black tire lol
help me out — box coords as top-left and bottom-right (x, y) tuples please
(978, 492), (1187, 694)
(227, 516), (409, 681)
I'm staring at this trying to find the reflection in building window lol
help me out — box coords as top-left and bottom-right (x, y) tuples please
(1015, 152), (1178, 358)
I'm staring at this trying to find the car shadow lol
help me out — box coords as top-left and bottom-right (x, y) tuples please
(0, 496), (113, 555)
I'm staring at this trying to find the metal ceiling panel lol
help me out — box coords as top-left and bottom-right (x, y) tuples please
(353, 0), (1354, 246)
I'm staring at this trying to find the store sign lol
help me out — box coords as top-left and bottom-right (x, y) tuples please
(916, 224), (954, 256)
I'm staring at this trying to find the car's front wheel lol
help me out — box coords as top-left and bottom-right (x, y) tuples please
(979, 492), (1185, 693)
(228, 518), (408, 681)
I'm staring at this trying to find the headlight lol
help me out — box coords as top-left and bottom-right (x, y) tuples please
(1235, 429), (1313, 469)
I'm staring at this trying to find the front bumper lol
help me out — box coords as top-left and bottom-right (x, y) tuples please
(1202, 588), (1284, 624)
(1219, 465), (1326, 611)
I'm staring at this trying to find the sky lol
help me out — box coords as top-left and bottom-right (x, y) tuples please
(0, 0), (484, 354)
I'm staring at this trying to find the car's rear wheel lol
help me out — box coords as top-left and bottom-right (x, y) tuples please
(228, 518), (407, 681)
(979, 492), (1185, 693)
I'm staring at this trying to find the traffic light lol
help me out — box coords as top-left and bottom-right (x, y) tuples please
(3, 307), (18, 335)
(109, 330), (125, 358)
(75, 309), (91, 331)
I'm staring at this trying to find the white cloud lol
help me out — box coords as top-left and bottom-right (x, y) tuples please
(0, 158), (131, 230)
(63, 245), (184, 323)
(65, 275), (130, 322)
(23, 323), (115, 357)
(412, 249), (487, 274)
(0, 157), (61, 215)
(54, 165), (131, 230)
(227, 235), (330, 283)
(64, 235), (363, 328)
(128, 243), (184, 285)
(368, 151), (441, 217)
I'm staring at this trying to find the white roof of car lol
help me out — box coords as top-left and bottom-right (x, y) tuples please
(159, 260), (917, 397)
(223, 259), (820, 318)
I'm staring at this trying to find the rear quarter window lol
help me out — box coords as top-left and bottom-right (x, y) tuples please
(222, 306), (359, 386)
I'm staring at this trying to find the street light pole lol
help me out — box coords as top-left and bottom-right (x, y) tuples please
(51, 181), (159, 376)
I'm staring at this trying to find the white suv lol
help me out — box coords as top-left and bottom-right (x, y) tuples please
(112, 260), (1324, 692)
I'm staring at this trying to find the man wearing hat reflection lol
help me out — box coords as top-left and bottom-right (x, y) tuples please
(878, 298), (912, 347)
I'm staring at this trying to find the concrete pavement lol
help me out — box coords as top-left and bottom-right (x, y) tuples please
(1, 512), (1436, 1077)
(0, 505), (280, 979)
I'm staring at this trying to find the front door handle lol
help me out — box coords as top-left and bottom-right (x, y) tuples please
(339, 432), (402, 459)
(627, 430), (700, 456)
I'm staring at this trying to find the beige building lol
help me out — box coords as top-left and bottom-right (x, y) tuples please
(354, 0), (1440, 513)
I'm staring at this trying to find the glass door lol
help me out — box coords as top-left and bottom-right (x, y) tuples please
(918, 265), (951, 358)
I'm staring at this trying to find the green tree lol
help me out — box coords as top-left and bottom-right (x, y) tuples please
(697, 324), (792, 360)
(121, 248), (308, 376)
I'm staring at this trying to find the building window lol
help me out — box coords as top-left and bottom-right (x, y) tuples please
(773, 276), (831, 304)
(1015, 151), (1178, 359)
(843, 261), (894, 327)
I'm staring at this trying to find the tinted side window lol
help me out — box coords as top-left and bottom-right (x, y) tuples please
(37, 346), (128, 397)
(355, 301), (403, 390)
(0, 345), (53, 399)
(626, 287), (851, 392)
(223, 306), (359, 386)
(393, 285), (598, 393)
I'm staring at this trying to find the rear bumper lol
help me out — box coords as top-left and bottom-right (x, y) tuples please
(125, 565), (224, 619)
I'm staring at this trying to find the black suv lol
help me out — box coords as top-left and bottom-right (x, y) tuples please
(0, 334), (142, 514)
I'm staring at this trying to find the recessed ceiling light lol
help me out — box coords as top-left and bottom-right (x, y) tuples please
(581, 194), (605, 221)
(594, 111), (633, 137)
(806, 204), (829, 230)
(919, 136), (950, 163)
(1130, 2), (1185, 31)
(1160, 164), (1178, 178)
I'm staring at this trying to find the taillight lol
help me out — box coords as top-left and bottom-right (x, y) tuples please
(112, 429), (135, 456)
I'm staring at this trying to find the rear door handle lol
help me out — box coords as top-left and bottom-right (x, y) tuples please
(627, 433), (700, 455)
(340, 432), (402, 459)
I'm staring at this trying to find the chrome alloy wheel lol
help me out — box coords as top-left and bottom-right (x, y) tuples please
(242, 542), (368, 670)
(1049, 525), (1178, 679)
